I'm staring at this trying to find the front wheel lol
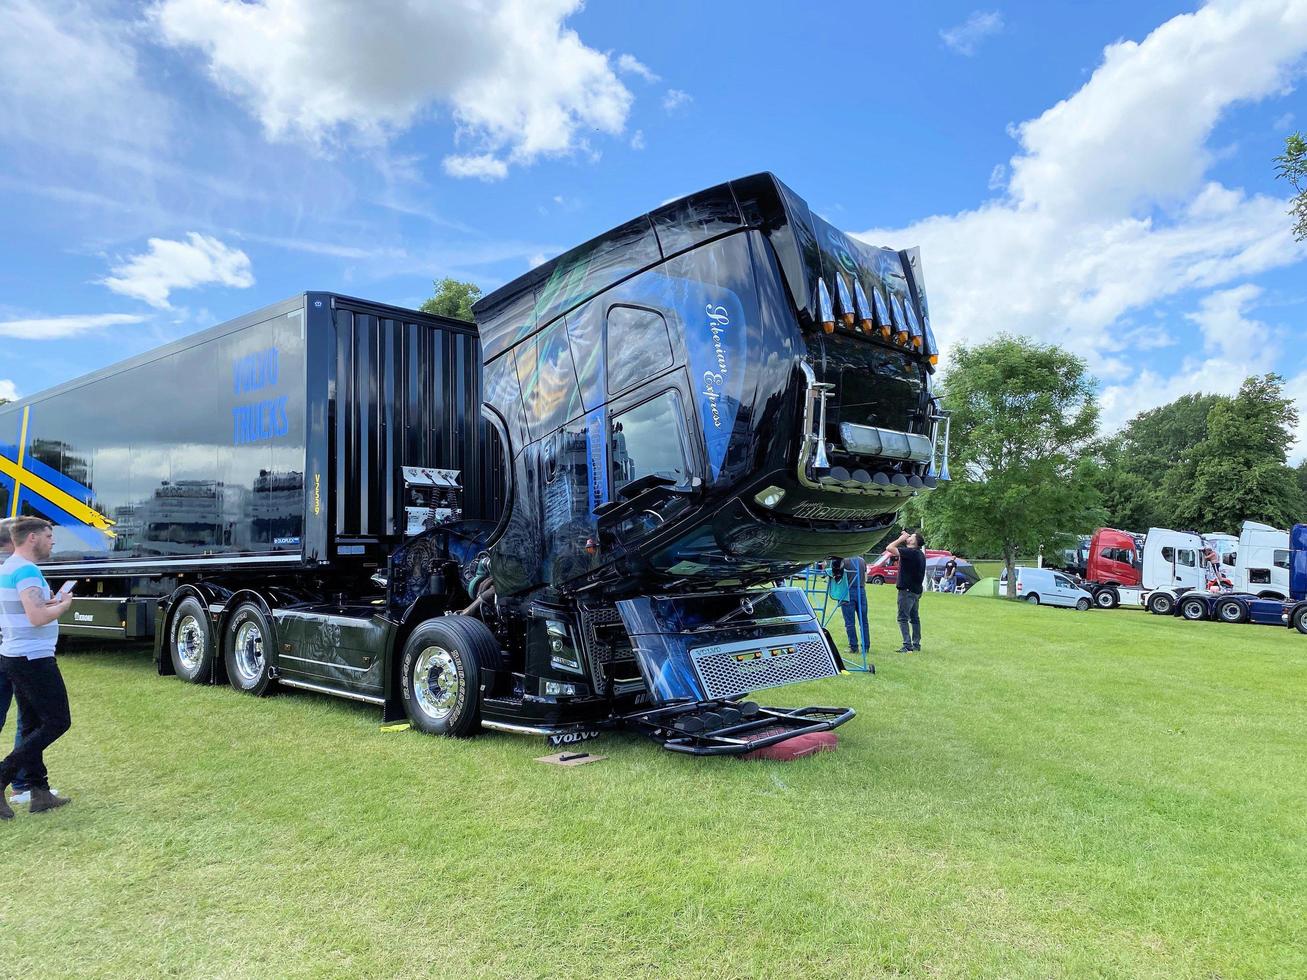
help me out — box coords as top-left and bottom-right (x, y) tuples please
(400, 616), (500, 737)
(1180, 597), (1207, 621)
(869, 576), (885, 586)
(1025, 593), (1040, 605)
(224, 602), (276, 696)
(1292, 605), (1307, 636)
(1076, 598), (1091, 611)
(1148, 592), (1175, 616)
(1094, 588), (1119, 610)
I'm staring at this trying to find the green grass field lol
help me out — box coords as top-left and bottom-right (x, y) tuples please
(2, 593), (1305, 978)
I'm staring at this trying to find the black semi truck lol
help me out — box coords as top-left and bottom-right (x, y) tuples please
(1, 173), (949, 754)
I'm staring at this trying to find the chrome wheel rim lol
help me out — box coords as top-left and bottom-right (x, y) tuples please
(234, 620), (266, 684)
(176, 614), (205, 672)
(413, 646), (460, 721)
(1220, 604), (1240, 622)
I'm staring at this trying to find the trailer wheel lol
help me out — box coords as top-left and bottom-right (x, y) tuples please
(1076, 597), (1091, 611)
(1180, 596), (1208, 621)
(224, 602), (276, 696)
(1216, 598), (1247, 624)
(169, 596), (214, 683)
(1025, 593), (1040, 605)
(400, 617), (498, 737)
(1292, 605), (1307, 635)
(1148, 592), (1175, 616)
(1093, 587), (1119, 610)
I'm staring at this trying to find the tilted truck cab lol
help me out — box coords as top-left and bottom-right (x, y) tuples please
(6, 173), (950, 755)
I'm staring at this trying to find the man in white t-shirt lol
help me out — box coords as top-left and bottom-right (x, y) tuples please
(0, 517), (74, 819)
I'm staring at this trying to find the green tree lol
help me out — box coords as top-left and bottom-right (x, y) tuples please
(1176, 374), (1305, 532)
(1094, 392), (1229, 531)
(1296, 458), (1307, 504)
(420, 278), (482, 321)
(1274, 132), (1307, 242)
(920, 336), (1105, 597)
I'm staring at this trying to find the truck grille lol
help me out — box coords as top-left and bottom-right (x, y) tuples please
(690, 634), (836, 700)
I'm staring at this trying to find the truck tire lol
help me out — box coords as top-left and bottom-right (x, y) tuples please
(169, 596), (214, 684)
(1180, 596), (1208, 621)
(1215, 598), (1247, 624)
(1292, 605), (1307, 636)
(1093, 587), (1119, 610)
(1076, 597), (1091, 611)
(224, 602), (276, 696)
(869, 575), (885, 585)
(1025, 593), (1040, 605)
(1148, 592), (1175, 616)
(400, 616), (499, 737)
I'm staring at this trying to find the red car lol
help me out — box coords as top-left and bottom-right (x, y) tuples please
(866, 549), (953, 584)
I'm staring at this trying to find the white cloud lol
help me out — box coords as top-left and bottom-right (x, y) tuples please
(1098, 285), (1280, 433)
(0, 380), (19, 401)
(857, 0), (1307, 388)
(153, 0), (635, 175)
(442, 153), (510, 181)
(1275, 111), (1297, 130)
(0, 0), (167, 151)
(940, 10), (1004, 56)
(0, 313), (147, 340)
(663, 89), (693, 112)
(630, 129), (646, 150)
(617, 54), (659, 83)
(100, 233), (254, 309)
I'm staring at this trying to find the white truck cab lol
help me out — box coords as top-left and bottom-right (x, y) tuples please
(1233, 521), (1290, 599)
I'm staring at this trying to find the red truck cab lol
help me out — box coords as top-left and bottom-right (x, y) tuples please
(867, 549), (952, 584)
(1084, 528), (1142, 586)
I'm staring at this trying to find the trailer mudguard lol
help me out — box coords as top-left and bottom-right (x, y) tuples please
(615, 587), (838, 704)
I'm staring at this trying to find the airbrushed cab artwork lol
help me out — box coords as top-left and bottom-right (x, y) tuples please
(3, 173), (948, 757)
(403, 172), (950, 752)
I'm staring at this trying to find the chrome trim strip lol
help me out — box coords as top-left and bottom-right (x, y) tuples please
(278, 654), (370, 673)
(40, 555), (303, 573)
(277, 677), (385, 705)
(481, 719), (573, 736)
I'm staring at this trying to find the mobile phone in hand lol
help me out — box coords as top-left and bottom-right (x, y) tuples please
(59, 580), (76, 596)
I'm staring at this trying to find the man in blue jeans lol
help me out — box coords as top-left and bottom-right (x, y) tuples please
(828, 555), (870, 662)
(885, 529), (927, 652)
(0, 518), (41, 807)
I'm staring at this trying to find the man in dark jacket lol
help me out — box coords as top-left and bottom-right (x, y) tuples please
(885, 529), (926, 652)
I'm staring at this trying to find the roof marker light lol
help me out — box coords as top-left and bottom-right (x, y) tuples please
(835, 274), (855, 327)
(872, 287), (892, 338)
(892, 295), (910, 345)
(905, 298), (924, 350)
(817, 278), (835, 333)
(853, 280), (873, 333)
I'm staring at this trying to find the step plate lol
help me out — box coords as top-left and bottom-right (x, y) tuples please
(690, 633), (836, 700)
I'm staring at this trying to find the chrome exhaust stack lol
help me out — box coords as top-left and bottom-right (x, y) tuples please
(799, 361), (834, 477)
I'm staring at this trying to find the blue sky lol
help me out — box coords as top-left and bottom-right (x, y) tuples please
(2, 0), (1305, 449)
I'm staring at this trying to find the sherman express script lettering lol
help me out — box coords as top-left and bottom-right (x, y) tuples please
(232, 346), (289, 444)
(701, 304), (731, 429)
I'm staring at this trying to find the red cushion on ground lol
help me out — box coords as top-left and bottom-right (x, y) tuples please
(740, 731), (838, 761)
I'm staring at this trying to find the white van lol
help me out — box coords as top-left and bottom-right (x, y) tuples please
(1001, 566), (1093, 610)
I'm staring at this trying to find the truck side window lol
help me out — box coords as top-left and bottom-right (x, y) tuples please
(1162, 547), (1175, 562)
(1250, 567), (1271, 584)
(606, 306), (673, 394)
(610, 390), (690, 494)
(1177, 548), (1196, 567)
(1274, 549), (1290, 570)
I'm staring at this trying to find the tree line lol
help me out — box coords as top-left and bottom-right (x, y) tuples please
(904, 337), (1305, 592)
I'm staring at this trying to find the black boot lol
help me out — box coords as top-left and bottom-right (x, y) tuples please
(29, 788), (71, 814)
(0, 780), (12, 821)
